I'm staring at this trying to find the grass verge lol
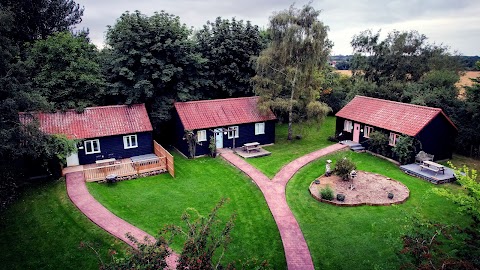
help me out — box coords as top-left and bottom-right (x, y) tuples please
(247, 117), (336, 178)
(87, 153), (286, 269)
(287, 150), (470, 270)
(0, 180), (127, 270)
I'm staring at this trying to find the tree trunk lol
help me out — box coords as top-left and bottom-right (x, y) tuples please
(287, 68), (298, 140)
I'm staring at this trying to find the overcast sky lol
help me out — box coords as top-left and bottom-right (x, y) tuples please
(76, 0), (480, 56)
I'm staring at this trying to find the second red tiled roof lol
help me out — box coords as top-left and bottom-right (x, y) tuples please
(175, 96), (276, 130)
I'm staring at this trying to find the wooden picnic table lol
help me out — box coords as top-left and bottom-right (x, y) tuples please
(420, 160), (445, 175)
(243, 142), (260, 153)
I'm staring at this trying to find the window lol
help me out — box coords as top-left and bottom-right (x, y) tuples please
(228, 126), (239, 139)
(343, 120), (353, 132)
(389, 132), (399, 146)
(123, 134), (138, 149)
(255, 122), (265, 135)
(364, 126), (373, 138)
(84, 139), (100, 154)
(197, 130), (207, 142)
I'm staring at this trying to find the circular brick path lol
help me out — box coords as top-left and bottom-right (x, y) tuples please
(66, 143), (347, 270)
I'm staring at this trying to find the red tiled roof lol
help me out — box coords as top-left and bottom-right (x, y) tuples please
(174, 96), (276, 130)
(19, 104), (153, 139)
(335, 96), (457, 136)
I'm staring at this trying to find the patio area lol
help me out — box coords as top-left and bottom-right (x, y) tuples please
(400, 163), (456, 184)
(233, 147), (271, 159)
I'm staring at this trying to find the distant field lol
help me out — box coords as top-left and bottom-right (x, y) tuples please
(334, 70), (479, 94)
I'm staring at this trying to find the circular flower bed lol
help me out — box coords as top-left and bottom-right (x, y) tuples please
(309, 171), (409, 206)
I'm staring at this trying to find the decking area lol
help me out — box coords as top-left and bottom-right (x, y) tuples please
(400, 163), (456, 184)
(62, 141), (174, 182)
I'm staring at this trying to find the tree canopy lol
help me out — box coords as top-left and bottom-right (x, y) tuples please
(0, 0), (84, 44)
(195, 17), (263, 99)
(26, 32), (104, 111)
(350, 30), (460, 84)
(253, 3), (332, 140)
(102, 10), (207, 127)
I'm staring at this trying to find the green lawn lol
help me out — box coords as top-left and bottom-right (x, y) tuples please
(286, 150), (470, 270)
(87, 154), (286, 269)
(0, 180), (127, 270)
(247, 117), (336, 178)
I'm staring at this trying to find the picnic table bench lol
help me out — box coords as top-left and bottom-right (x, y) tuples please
(420, 160), (445, 175)
(243, 142), (260, 153)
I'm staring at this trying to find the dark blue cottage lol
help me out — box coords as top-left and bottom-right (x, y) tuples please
(335, 96), (458, 160)
(174, 97), (277, 158)
(20, 104), (154, 166)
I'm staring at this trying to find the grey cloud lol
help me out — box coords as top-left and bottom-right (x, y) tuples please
(76, 0), (480, 55)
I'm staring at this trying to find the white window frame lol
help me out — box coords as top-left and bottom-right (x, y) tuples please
(84, 139), (100, 154)
(364, 126), (373, 138)
(343, 120), (353, 132)
(123, 134), (138, 149)
(228, 126), (239, 139)
(255, 122), (265, 135)
(197, 130), (207, 142)
(389, 132), (399, 146)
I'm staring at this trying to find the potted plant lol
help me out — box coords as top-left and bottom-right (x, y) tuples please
(209, 136), (217, 158)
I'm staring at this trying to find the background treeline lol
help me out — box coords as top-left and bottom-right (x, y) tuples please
(1, 0), (480, 209)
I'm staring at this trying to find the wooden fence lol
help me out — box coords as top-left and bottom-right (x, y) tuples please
(83, 157), (166, 182)
(154, 141), (175, 177)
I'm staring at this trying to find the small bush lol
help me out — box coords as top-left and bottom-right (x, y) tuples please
(388, 193), (394, 199)
(320, 185), (334, 201)
(336, 193), (345, 201)
(334, 158), (357, 180)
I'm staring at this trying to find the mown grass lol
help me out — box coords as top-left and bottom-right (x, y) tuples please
(0, 180), (127, 270)
(247, 117), (336, 178)
(286, 150), (470, 270)
(87, 154), (286, 269)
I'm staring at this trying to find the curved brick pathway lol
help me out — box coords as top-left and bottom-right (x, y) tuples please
(65, 172), (179, 269)
(219, 143), (348, 270)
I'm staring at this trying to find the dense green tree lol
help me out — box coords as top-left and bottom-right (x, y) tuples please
(253, 3), (332, 140)
(0, 0), (84, 44)
(25, 32), (104, 110)
(103, 11), (206, 128)
(195, 17), (263, 98)
(350, 30), (460, 84)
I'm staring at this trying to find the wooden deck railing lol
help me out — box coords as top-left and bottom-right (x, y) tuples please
(154, 141), (175, 177)
(83, 157), (166, 182)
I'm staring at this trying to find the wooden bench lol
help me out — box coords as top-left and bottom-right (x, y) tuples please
(243, 142), (260, 153)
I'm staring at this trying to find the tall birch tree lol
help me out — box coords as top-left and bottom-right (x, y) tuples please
(253, 3), (332, 140)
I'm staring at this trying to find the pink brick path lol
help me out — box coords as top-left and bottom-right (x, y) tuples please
(65, 172), (179, 269)
(65, 143), (347, 270)
(219, 143), (348, 270)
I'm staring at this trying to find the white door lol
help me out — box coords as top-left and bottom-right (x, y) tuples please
(66, 152), (80, 167)
(215, 128), (223, 149)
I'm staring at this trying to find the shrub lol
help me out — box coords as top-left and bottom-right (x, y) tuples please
(320, 185), (334, 201)
(337, 193), (345, 201)
(392, 136), (421, 164)
(368, 131), (389, 156)
(334, 158), (356, 180)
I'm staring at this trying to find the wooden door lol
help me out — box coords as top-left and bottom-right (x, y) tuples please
(353, 123), (360, 143)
